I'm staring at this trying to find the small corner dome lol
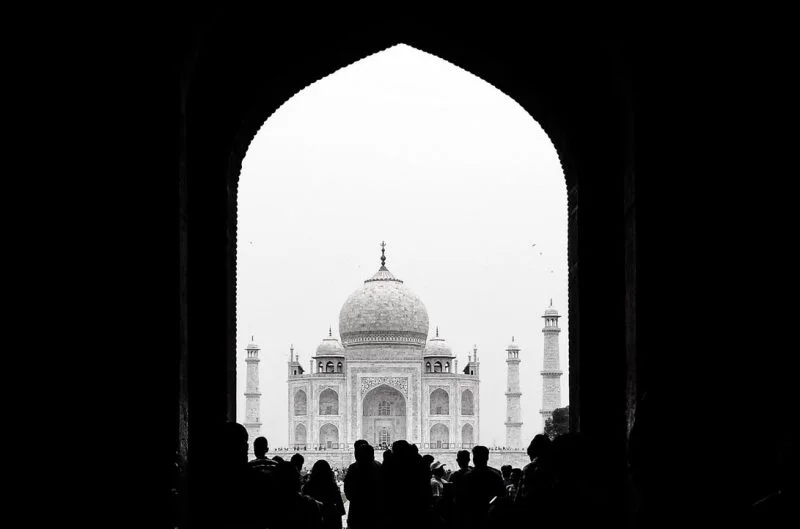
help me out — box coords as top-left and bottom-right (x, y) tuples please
(315, 334), (344, 356)
(507, 341), (520, 351)
(246, 342), (259, 350)
(424, 334), (454, 357)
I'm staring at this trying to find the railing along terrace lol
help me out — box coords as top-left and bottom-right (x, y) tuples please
(271, 443), (484, 452)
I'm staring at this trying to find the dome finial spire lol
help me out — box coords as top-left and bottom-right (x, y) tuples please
(550, 298), (553, 307)
(380, 240), (386, 267)
(329, 325), (332, 337)
(436, 325), (439, 337)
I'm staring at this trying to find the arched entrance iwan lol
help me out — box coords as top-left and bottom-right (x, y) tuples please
(362, 384), (406, 447)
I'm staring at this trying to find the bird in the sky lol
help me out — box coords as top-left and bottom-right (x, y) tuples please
(539, 252), (543, 256)
(531, 243), (537, 247)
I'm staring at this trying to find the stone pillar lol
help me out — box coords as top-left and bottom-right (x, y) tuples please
(243, 339), (262, 456)
(540, 301), (564, 429)
(504, 339), (523, 448)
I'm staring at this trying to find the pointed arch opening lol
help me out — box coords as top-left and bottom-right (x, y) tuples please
(319, 388), (338, 415)
(461, 423), (474, 448)
(182, 28), (637, 528)
(294, 389), (307, 416)
(294, 423), (307, 448)
(430, 423), (450, 449)
(430, 388), (449, 415)
(362, 384), (406, 446)
(461, 389), (474, 415)
(320, 423), (339, 449)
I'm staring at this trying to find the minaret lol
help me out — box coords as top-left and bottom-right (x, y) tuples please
(287, 344), (304, 377)
(505, 337), (523, 448)
(244, 337), (262, 454)
(540, 300), (563, 428)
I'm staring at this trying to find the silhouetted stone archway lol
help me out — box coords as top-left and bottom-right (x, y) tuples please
(178, 16), (635, 527)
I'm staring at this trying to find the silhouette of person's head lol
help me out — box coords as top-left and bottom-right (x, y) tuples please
(222, 422), (249, 465)
(355, 441), (374, 464)
(353, 439), (368, 458)
(291, 453), (304, 473)
(309, 459), (334, 484)
(510, 468), (522, 485)
(391, 439), (412, 460)
(411, 443), (419, 456)
(456, 450), (471, 469)
(501, 465), (512, 480)
(383, 449), (393, 465)
(527, 434), (552, 461)
(275, 461), (302, 495)
(253, 436), (269, 459)
(472, 445), (489, 468)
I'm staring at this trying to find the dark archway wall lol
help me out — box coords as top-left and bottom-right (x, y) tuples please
(179, 12), (634, 526)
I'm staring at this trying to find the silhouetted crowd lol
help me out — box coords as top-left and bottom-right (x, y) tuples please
(216, 421), (614, 528)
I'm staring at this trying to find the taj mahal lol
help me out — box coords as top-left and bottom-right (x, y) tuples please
(242, 243), (562, 468)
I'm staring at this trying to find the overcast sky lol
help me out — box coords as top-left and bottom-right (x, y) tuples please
(236, 44), (568, 448)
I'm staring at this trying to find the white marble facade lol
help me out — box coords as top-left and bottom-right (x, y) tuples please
(288, 252), (480, 450)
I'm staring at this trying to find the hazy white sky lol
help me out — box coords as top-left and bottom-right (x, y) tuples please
(236, 44), (568, 447)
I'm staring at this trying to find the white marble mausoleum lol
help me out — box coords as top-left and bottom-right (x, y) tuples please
(286, 246), (481, 451)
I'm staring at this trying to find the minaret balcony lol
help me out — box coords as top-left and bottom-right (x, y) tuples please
(540, 370), (563, 376)
(243, 391), (261, 397)
(504, 391), (522, 397)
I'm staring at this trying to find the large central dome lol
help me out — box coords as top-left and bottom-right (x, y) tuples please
(339, 249), (429, 347)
